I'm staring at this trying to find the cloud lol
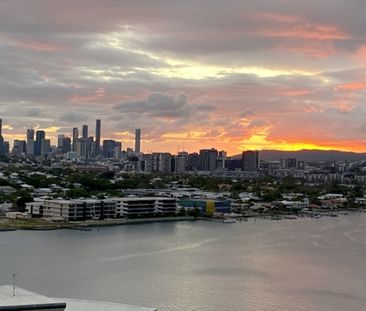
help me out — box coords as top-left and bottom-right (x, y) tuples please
(0, 0), (366, 153)
(59, 112), (89, 123)
(114, 93), (215, 119)
(26, 107), (42, 117)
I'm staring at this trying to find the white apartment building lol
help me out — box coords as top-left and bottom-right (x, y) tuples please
(113, 197), (177, 218)
(29, 199), (116, 221)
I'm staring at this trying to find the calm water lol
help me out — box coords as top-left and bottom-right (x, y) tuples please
(1, 214), (366, 311)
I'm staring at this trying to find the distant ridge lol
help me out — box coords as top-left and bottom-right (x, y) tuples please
(231, 149), (366, 162)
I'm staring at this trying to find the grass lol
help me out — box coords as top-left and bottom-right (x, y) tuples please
(0, 218), (64, 230)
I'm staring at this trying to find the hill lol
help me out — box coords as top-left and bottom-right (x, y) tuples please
(231, 150), (366, 162)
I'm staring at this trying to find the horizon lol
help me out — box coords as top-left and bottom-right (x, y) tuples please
(1, 1), (366, 154)
(2, 117), (366, 157)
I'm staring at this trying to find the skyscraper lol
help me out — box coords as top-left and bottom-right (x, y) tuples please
(103, 140), (120, 158)
(0, 119), (5, 156)
(26, 129), (35, 155)
(41, 139), (51, 157)
(82, 125), (88, 138)
(57, 134), (65, 149)
(135, 129), (141, 153)
(34, 130), (45, 156)
(199, 148), (218, 171)
(72, 127), (79, 152)
(12, 140), (26, 156)
(95, 119), (101, 155)
(242, 150), (259, 172)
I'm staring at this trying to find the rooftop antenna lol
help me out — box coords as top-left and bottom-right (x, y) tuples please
(12, 273), (16, 296)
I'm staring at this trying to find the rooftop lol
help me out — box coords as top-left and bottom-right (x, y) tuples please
(63, 299), (156, 311)
(0, 286), (156, 311)
(0, 285), (66, 310)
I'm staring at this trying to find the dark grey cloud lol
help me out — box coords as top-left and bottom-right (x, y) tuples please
(59, 112), (89, 124)
(26, 108), (42, 117)
(114, 93), (216, 119)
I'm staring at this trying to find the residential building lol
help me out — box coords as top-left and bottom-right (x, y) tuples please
(199, 148), (218, 171)
(113, 197), (177, 218)
(242, 150), (259, 172)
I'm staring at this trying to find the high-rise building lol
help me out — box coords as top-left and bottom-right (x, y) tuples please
(62, 137), (72, 154)
(34, 130), (46, 156)
(12, 140), (26, 156)
(0, 119), (4, 156)
(217, 151), (227, 170)
(82, 125), (88, 138)
(58, 135), (71, 153)
(26, 129), (35, 155)
(95, 119), (101, 156)
(135, 129), (141, 153)
(57, 134), (65, 149)
(113, 142), (122, 160)
(103, 140), (121, 158)
(72, 127), (78, 152)
(41, 139), (51, 157)
(175, 151), (188, 173)
(3, 141), (9, 156)
(187, 153), (200, 171)
(199, 148), (218, 171)
(242, 150), (259, 172)
(144, 152), (172, 173)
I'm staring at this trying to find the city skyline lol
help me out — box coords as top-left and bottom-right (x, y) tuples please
(0, 1), (366, 154)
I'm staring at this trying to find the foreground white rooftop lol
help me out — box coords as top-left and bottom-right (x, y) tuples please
(0, 286), (65, 309)
(0, 286), (156, 311)
(63, 299), (157, 311)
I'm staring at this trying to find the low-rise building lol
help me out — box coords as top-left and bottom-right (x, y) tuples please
(0, 186), (16, 195)
(113, 197), (177, 218)
(40, 199), (116, 221)
(25, 201), (44, 217)
(179, 198), (231, 215)
(29, 197), (178, 220)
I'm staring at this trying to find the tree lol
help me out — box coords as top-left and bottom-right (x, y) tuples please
(0, 178), (10, 186)
(66, 188), (90, 199)
(177, 207), (186, 216)
(14, 190), (33, 212)
(188, 207), (201, 218)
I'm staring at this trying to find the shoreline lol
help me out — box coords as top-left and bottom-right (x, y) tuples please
(1, 208), (366, 231)
(0, 216), (199, 231)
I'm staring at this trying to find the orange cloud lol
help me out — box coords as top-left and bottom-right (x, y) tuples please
(69, 88), (106, 102)
(15, 40), (66, 52)
(256, 12), (303, 24)
(279, 88), (311, 97)
(337, 82), (366, 91)
(257, 24), (349, 40)
(331, 101), (355, 113)
(283, 41), (335, 58)
(250, 12), (349, 41)
(356, 45), (366, 59)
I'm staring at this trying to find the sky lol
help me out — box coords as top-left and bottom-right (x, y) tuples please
(0, 0), (366, 155)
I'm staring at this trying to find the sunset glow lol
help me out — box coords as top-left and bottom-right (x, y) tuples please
(0, 0), (366, 155)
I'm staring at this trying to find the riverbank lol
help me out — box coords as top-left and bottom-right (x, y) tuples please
(0, 216), (198, 231)
(1, 208), (365, 231)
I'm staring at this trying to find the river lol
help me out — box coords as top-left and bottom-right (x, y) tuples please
(1, 214), (366, 311)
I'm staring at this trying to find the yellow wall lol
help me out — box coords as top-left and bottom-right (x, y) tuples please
(206, 200), (215, 216)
